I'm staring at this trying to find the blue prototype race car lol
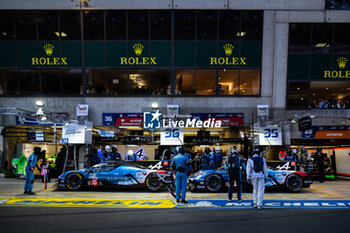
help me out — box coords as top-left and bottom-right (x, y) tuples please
(57, 161), (173, 191)
(188, 161), (312, 192)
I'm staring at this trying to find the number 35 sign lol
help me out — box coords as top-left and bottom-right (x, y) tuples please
(258, 125), (282, 146)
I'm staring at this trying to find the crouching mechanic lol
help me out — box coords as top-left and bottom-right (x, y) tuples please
(24, 147), (41, 195)
(225, 149), (245, 202)
(171, 146), (190, 204)
(246, 147), (268, 210)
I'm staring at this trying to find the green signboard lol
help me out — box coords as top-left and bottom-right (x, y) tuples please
(288, 55), (309, 80)
(85, 42), (105, 67)
(0, 40), (262, 68)
(0, 42), (16, 67)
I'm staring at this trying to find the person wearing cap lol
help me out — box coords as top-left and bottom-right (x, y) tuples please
(125, 150), (136, 161)
(200, 147), (212, 170)
(225, 149), (246, 202)
(212, 146), (223, 168)
(246, 147), (268, 210)
(24, 147), (41, 195)
(171, 146), (190, 204)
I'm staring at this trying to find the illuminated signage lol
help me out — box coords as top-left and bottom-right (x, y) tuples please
(120, 43), (157, 65)
(210, 43), (247, 66)
(31, 43), (68, 66)
(324, 57), (349, 79)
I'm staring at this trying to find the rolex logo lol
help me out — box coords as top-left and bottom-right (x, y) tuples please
(223, 44), (234, 56)
(337, 57), (348, 69)
(43, 44), (54, 56)
(133, 43), (144, 56)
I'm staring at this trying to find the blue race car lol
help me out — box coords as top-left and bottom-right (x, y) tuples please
(57, 161), (173, 191)
(188, 161), (312, 192)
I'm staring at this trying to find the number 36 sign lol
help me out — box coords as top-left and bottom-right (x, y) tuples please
(258, 125), (282, 146)
(160, 128), (184, 145)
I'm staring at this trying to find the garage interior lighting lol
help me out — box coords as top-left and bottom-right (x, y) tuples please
(236, 32), (246, 37)
(315, 43), (330, 48)
(55, 32), (67, 37)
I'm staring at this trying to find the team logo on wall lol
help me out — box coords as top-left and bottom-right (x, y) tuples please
(210, 43), (247, 66)
(337, 57), (348, 69)
(133, 43), (144, 56)
(324, 56), (349, 79)
(43, 44), (54, 56)
(120, 43), (157, 65)
(223, 43), (234, 56)
(143, 110), (162, 129)
(31, 43), (68, 66)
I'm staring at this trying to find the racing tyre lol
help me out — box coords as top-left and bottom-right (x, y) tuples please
(205, 174), (223, 192)
(285, 174), (303, 192)
(146, 173), (163, 191)
(65, 173), (84, 191)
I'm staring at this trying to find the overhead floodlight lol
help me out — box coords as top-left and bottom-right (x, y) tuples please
(36, 100), (44, 107)
(41, 116), (47, 121)
(36, 108), (44, 115)
(290, 119), (297, 124)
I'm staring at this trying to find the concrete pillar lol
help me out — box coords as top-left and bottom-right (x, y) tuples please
(261, 11), (276, 99)
(272, 22), (289, 109)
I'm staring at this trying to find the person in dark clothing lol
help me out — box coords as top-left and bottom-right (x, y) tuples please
(225, 150), (246, 202)
(328, 96), (337, 109)
(284, 149), (297, 161)
(56, 146), (66, 176)
(200, 147), (212, 169)
(108, 146), (121, 161)
(314, 148), (326, 183)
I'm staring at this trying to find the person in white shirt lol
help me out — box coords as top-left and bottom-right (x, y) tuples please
(246, 147), (268, 210)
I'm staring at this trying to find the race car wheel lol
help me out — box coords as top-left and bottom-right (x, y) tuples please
(285, 174), (303, 192)
(205, 174), (223, 192)
(146, 173), (163, 191)
(65, 173), (84, 191)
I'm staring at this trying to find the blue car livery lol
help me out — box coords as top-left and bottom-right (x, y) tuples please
(57, 161), (173, 191)
(188, 161), (312, 192)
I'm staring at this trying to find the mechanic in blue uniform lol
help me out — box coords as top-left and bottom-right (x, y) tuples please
(284, 148), (297, 161)
(225, 149), (246, 202)
(125, 150), (137, 161)
(92, 148), (105, 165)
(171, 146), (190, 204)
(200, 147), (211, 169)
(185, 151), (192, 175)
(213, 147), (223, 168)
(108, 146), (121, 161)
(24, 147), (41, 195)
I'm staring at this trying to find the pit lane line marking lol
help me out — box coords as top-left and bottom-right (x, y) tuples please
(308, 187), (337, 197)
(36, 184), (57, 194)
(0, 197), (176, 208)
(2, 198), (350, 209)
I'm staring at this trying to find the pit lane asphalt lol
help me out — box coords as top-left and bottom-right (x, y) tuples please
(1, 206), (350, 233)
